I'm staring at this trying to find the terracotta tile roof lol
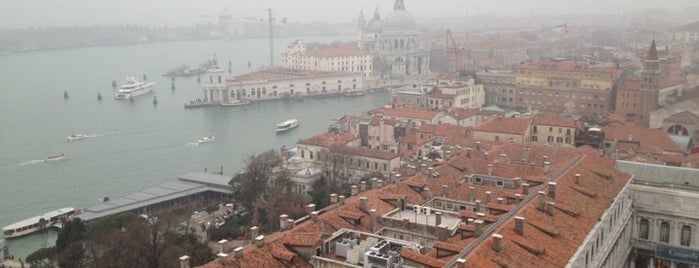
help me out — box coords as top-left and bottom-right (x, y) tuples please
(297, 132), (357, 147)
(531, 114), (579, 128)
(433, 241), (464, 254)
(664, 111), (699, 125)
(377, 107), (439, 121)
(282, 232), (322, 247)
(603, 125), (684, 154)
(338, 146), (400, 160)
(228, 67), (351, 84)
(400, 248), (447, 268)
(450, 108), (504, 121)
(474, 117), (531, 135)
(417, 123), (472, 145)
(514, 60), (616, 74)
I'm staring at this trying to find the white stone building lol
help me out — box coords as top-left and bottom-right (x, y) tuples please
(281, 40), (373, 78)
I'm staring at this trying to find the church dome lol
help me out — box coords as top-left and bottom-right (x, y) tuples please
(384, 1), (415, 30)
(367, 18), (383, 33)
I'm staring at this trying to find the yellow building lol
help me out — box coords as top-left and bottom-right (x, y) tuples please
(529, 114), (579, 148)
(282, 40), (373, 78)
(472, 117), (532, 144)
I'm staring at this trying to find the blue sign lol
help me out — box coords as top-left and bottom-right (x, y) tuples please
(656, 243), (699, 265)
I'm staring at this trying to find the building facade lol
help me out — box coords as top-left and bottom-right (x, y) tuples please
(476, 70), (516, 107)
(530, 114), (579, 148)
(281, 40), (373, 78)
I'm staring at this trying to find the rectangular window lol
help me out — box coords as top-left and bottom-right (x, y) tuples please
(660, 222), (670, 243)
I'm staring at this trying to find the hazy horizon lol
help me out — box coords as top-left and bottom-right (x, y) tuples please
(2, 0), (697, 29)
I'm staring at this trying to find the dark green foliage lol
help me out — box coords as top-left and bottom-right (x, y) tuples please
(55, 218), (86, 251)
(26, 247), (57, 268)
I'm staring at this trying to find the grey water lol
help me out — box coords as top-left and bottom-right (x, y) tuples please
(0, 35), (389, 259)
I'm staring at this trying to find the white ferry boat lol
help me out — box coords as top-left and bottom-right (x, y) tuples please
(275, 119), (300, 132)
(2, 207), (76, 239)
(114, 77), (155, 100)
(197, 136), (215, 144)
(67, 134), (88, 141)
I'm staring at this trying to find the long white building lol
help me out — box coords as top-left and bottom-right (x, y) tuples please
(281, 40), (373, 78)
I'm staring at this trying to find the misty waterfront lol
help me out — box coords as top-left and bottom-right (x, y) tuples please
(0, 35), (390, 259)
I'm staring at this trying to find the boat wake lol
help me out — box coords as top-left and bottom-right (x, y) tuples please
(16, 159), (44, 166)
(89, 132), (118, 138)
(186, 142), (199, 147)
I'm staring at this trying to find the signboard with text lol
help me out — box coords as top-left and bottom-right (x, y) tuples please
(656, 243), (699, 265)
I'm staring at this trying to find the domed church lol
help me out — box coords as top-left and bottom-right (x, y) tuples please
(357, 0), (430, 78)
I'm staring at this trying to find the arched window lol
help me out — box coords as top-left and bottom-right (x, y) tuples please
(681, 225), (692, 246)
(668, 124), (689, 136)
(639, 219), (649, 240)
(659, 221), (670, 243)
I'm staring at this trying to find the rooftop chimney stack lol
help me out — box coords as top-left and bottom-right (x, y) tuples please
(370, 177), (378, 189)
(254, 235), (266, 248)
(370, 209), (377, 232)
(468, 186), (476, 201)
(543, 155), (548, 164)
(485, 191), (492, 204)
(476, 141), (481, 151)
(330, 193), (338, 204)
(377, 179), (383, 188)
(484, 152), (489, 161)
(514, 216), (525, 236)
(217, 252), (229, 264)
(546, 202), (555, 216)
(513, 177), (522, 187)
(574, 173), (581, 185)
(492, 233), (503, 252)
(543, 161), (550, 174)
(537, 191), (546, 211)
(456, 258), (467, 268)
(394, 174), (401, 183)
(279, 214), (289, 230)
(497, 197), (504, 204)
(233, 246), (244, 259)
(351, 185), (359, 196)
(475, 200), (482, 212)
(522, 183), (530, 195)
(310, 211), (319, 222)
(249, 226), (259, 244)
(360, 181), (367, 192)
(423, 186), (433, 199)
(487, 164), (493, 175)
(306, 204), (316, 214)
(548, 182), (556, 198)
(476, 212), (485, 222)
(474, 219), (484, 236)
(515, 194), (522, 203)
(466, 147), (472, 158)
(339, 195), (346, 205)
(287, 219), (295, 229)
(421, 163), (427, 173)
(179, 255), (191, 268)
(359, 197), (368, 212)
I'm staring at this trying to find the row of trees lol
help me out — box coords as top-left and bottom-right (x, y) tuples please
(26, 213), (214, 268)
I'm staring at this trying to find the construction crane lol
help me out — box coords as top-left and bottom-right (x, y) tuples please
(446, 29), (464, 74)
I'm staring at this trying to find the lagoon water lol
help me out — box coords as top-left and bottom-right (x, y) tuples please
(0, 35), (389, 259)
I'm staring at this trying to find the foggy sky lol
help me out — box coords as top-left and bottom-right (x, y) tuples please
(2, 0), (695, 28)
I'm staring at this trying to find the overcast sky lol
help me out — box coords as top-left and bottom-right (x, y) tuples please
(2, 0), (695, 28)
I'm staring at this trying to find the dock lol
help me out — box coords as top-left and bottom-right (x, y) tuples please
(77, 172), (232, 222)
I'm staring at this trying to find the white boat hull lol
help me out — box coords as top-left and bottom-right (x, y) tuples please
(3, 207), (76, 239)
(276, 119), (300, 132)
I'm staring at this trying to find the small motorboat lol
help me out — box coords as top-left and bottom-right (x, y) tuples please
(67, 134), (88, 141)
(219, 99), (251, 107)
(197, 136), (215, 144)
(44, 153), (67, 162)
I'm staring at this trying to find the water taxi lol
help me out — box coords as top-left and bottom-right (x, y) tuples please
(44, 153), (67, 162)
(197, 136), (215, 144)
(275, 119), (300, 133)
(2, 207), (76, 239)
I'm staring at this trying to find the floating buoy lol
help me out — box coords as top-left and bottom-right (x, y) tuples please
(64, 90), (69, 99)
(153, 96), (158, 105)
(97, 92), (102, 101)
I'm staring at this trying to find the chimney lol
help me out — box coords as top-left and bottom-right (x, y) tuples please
(371, 177), (378, 189)
(476, 212), (485, 222)
(484, 152), (489, 161)
(394, 174), (401, 183)
(279, 214), (289, 230)
(445, 150), (453, 159)
(628, 134), (633, 141)
(390, 171), (397, 182)
(442, 184), (449, 197)
(310, 211), (319, 222)
(485, 191), (492, 204)
(360, 181), (367, 192)
(421, 163), (427, 173)
(492, 233), (503, 252)
(514, 194), (522, 203)
(514, 216), (525, 236)
(487, 164), (493, 175)
(370, 209), (377, 233)
(456, 258), (466, 268)
(400, 198), (406, 211)
(466, 147), (472, 158)
(179, 255), (191, 268)
(513, 177), (521, 187)
(475, 200), (482, 212)
(537, 191), (546, 211)
(359, 197), (368, 212)
(574, 173), (581, 185)
(496, 197), (504, 204)
(474, 219), (484, 236)
(543, 161), (550, 174)
(476, 141), (481, 151)
(351, 185), (359, 196)
(546, 202), (555, 216)
(286, 219), (295, 229)
(468, 186), (476, 201)
(407, 165), (416, 176)
(249, 226), (259, 244)
(306, 203), (316, 214)
(339, 195), (346, 205)
(376, 179), (383, 188)
(423, 187), (433, 199)
(233, 246), (244, 259)
(330, 193), (338, 204)
(254, 235), (266, 248)
(427, 167), (434, 177)
(523, 148), (530, 163)
(543, 155), (548, 164)
(522, 183), (530, 195)
(217, 252), (229, 263)
(548, 182), (556, 198)
(435, 211), (442, 227)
